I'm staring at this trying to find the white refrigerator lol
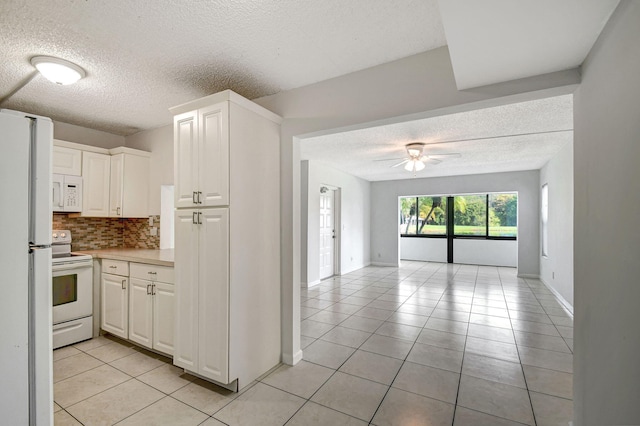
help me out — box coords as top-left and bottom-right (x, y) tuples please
(0, 109), (53, 425)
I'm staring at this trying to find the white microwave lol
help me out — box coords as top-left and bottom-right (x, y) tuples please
(52, 174), (82, 212)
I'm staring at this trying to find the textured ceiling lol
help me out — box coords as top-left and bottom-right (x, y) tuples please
(0, 0), (446, 135)
(300, 95), (573, 181)
(439, 0), (620, 89)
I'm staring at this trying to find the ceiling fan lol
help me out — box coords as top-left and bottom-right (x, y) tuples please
(376, 142), (461, 172)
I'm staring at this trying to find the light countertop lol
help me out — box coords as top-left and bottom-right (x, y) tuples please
(76, 248), (174, 267)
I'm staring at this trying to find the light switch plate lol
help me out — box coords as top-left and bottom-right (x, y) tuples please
(148, 216), (154, 227)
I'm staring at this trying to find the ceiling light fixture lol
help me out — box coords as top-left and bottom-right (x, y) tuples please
(31, 56), (86, 85)
(404, 159), (425, 172)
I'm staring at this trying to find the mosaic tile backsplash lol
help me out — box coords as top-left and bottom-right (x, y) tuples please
(52, 214), (160, 250)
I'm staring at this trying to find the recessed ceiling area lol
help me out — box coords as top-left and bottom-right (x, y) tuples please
(439, 0), (620, 89)
(300, 94), (573, 181)
(0, 0), (446, 135)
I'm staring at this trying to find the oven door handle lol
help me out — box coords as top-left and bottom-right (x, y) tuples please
(52, 262), (93, 272)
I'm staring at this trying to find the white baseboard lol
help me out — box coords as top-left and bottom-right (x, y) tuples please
(340, 262), (371, 275)
(371, 261), (399, 267)
(517, 273), (540, 279)
(301, 279), (321, 288)
(282, 349), (303, 366)
(539, 277), (574, 315)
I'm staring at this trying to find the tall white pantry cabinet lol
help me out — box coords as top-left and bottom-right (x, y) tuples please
(170, 90), (282, 390)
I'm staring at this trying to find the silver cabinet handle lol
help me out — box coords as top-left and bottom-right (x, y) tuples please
(192, 191), (197, 204)
(116, 206), (121, 215)
(192, 212), (198, 224)
(121, 279), (126, 290)
(151, 284), (156, 296)
(198, 191), (202, 204)
(147, 271), (157, 275)
(198, 211), (202, 224)
(109, 265), (117, 269)
(146, 284), (151, 295)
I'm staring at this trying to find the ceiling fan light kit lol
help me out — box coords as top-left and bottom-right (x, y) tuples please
(31, 56), (86, 85)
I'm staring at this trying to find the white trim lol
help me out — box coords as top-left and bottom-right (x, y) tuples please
(517, 273), (540, 279)
(169, 89), (282, 123)
(539, 277), (574, 315)
(371, 261), (400, 267)
(282, 350), (303, 366)
(302, 279), (321, 288)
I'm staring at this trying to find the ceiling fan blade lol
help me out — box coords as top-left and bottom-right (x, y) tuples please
(426, 153), (461, 159)
(373, 157), (406, 162)
(391, 159), (410, 168)
(424, 158), (442, 164)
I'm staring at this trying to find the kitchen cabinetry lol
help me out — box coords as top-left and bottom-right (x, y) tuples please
(128, 262), (175, 355)
(100, 259), (129, 339)
(174, 103), (229, 208)
(170, 90), (281, 390)
(100, 258), (174, 356)
(82, 151), (111, 217)
(108, 148), (150, 218)
(52, 142), (82, 175)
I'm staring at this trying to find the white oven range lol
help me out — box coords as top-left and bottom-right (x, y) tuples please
(51, 230), (93, 349)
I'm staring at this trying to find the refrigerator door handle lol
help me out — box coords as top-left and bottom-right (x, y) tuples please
(30, 117), (53, 245)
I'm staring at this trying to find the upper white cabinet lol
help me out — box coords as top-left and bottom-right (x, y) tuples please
(52, 142), (82, 176)
(174, 102), (229, 208)
(171, 90), (282, 391)
(82, 151), (111, 217)
(53, 140), (150, 218)
(109, 149), (150, 218)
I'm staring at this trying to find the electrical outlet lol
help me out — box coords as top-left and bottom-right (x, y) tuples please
(150, 227), (158, 236)
(148, 216), (154, 227)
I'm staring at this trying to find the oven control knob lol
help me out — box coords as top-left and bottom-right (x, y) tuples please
(60, 232), (66, 238)
(53, 233), (58, 239)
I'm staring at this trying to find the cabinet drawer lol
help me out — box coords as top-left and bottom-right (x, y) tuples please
(130, 262), (174, 284)
(102, 259), (129, 276)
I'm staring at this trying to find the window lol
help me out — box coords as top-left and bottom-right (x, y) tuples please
(400, 192), (517, 239)
(453, 194), (487, 236)
(541, 184), (549, 256)
(489, 193), (518, 237)
(399, 196), (446, 236)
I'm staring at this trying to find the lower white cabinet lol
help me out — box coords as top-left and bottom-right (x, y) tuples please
(101, 272), (128, 339)
(101, 260), (174, 356)
(128, 262), (175, 355)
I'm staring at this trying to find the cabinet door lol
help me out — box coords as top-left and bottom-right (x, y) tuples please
(199, 103), (229, 207)
(173, 209), (200, 371)
(128, 277), (153, 349)
(153, 282), (175, 356)
(82, 152), (110, 217)
(198, 208), (229, 383)
(101, 273), (128, 339)
(53, 145), (82, 175)
(174, 111), (199, 208)
(121, 154), (149, 217)
(109, 153), (123, 217)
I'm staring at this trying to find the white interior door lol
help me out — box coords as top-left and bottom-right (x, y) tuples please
(319, 188), (335, 280)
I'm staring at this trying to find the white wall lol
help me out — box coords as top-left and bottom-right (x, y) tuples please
(254, 46), (577, 364)
(125, 124), (173, 215)
(573, 2), (640, 424)
(53, 120), (125, 149)
(302, 161), (370, 286)
(401, 235), (518, 267)
(401, 238), (447, 263)
(539, 141), (573, 308)
(371, 170), (539, 275)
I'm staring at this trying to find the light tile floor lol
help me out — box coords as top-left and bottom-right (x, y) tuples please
(54, 262), (573, 425)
